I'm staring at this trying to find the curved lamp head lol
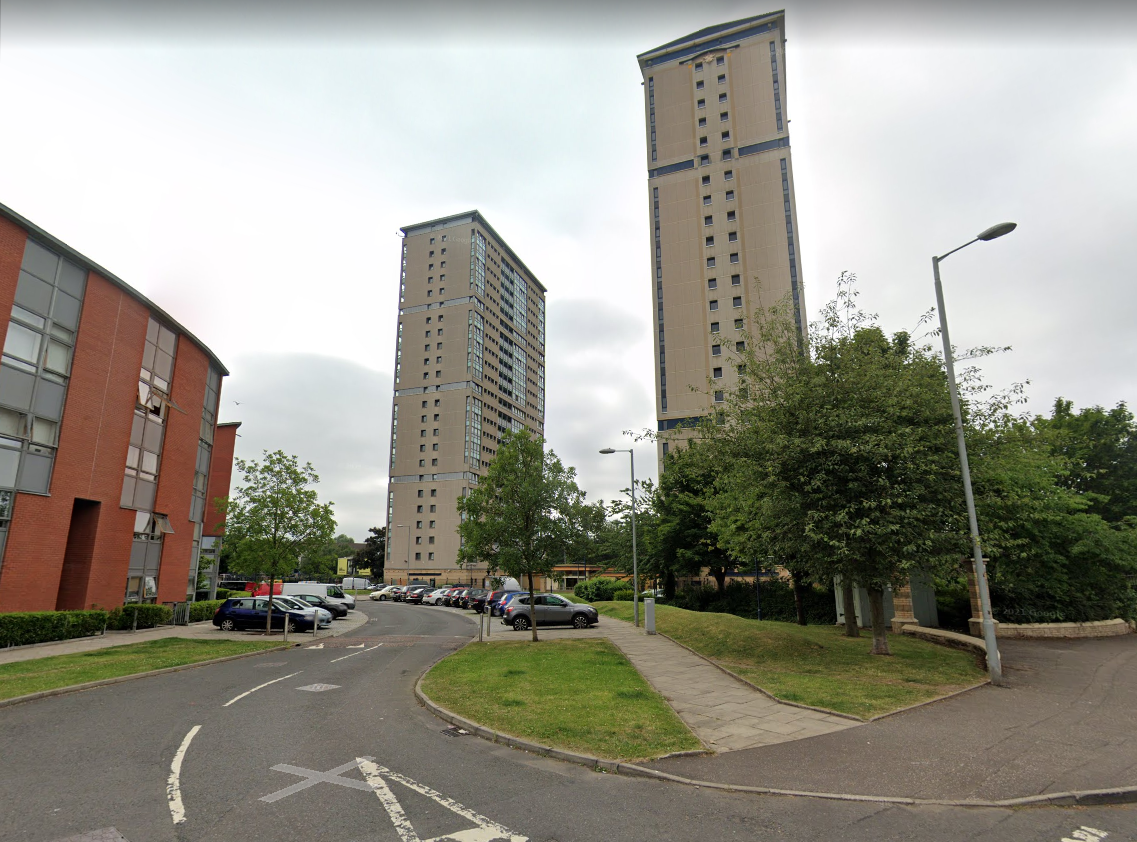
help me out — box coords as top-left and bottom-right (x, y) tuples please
(977, 222), (1017, 241)
(599, 448), (616, 455)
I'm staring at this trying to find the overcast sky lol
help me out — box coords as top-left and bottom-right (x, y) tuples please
(2, 1), (1135, 540)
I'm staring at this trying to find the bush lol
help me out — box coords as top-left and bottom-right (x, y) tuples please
(105, 604), (173, 630)
(215, 588), (234, 600)
(670, 579), (837, 625)
(189, 600), (226, 622)
(573, 577), (624, 602)
(0, 610), (108, 647)
(613, 589), (635, 602)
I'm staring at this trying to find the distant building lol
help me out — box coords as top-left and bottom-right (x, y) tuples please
(0, 204), (234, 611)
(385, 211), (546, 586)
(638, 11), (806, 465)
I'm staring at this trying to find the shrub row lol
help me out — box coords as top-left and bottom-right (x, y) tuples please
(189, 600), (226, 622)
(105, 604), (173, 631)
(613, 589), (635, 602)
(669, 579), (837, 625)
(0, 610), (109, 647)
(573, 577), (624, 602)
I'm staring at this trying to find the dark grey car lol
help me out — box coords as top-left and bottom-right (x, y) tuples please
(502, 594), (599, 631)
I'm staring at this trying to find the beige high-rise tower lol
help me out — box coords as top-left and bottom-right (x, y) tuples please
(385, 211), (546, 585)
(638, 12), (805, 463)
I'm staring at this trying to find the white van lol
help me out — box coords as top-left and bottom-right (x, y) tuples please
(285, 582), (356, 610)
(342, 577), (373, 590)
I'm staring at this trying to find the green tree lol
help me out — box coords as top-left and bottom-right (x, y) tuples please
(221, 450), (337, 633)
(704, 280), (961, 654)
(354, 526), (386, 580)
(456, 430), (590, 641)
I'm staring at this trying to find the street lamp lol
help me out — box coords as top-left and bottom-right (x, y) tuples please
(396, 523), (411, 585)
(600, 447), (639, 628)
(932, 221), (1015, 687)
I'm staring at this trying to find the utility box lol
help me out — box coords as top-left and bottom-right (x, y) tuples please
(644, 598), (656, 634)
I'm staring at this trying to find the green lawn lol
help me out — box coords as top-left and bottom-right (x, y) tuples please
(421, 639), (702, 760)
(0, 638), (285, 701)
(595, 602), (985, 719)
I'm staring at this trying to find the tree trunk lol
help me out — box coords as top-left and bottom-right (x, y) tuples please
(526, 571), (538, 643)
(866, 586), (892, 655)
(712, 567), (727, 592)
(792, 571), (808, 626)
(265, 575), (275, 635)
(841, 578), (860, 637)
(664, 570), (676, 600)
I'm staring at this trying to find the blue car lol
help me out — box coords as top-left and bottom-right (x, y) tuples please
(490, 591), (524, 617)
(212, 596), (316, 633)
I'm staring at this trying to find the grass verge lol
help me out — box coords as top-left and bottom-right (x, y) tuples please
(594, 602), (984, 719)
(0, 638), (285, 701)
(421, 638), (701, 760)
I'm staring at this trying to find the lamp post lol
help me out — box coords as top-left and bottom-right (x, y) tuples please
(396, 523), (411, 586)
(600, 447), (639, 627)
(933, 221), (1016, 687)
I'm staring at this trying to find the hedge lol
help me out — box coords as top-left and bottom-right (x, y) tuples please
(669, 580), (837, 625)
(613, 589), (635, 602)
(0, 610), (109, 647)
(190, 600), (226, 622)
(105, 604), (172, 630)
(573, 577), (623, 602)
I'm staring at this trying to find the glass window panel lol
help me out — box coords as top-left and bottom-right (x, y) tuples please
(16, 451), (52, 494)
(153, 349), (173, 380)
(56, 260), (87, 297)
(48, 324), (73, 343)
(157, 325), (176, 354)
(4, 322), (41, 364)
(33, 378), (65, 421)
(146, 318), (159, 345)
(0, 448), (18, 486)
(126, 445), (140, 468)
(134, 477), (157, 510)
(45, 340), (71, 375)
(0, 364), (35, 411)
(51, 291), (82, 330)
(11, 306), (46, 329)
(31, 417), (57, 446)
(142, 417), (163, 452)
(141, 450), (158, 474)
(15, 271), (53, 315)
(152, 375), (169, 393)
(121, 474), (137, 507)
(0, 408), (26, 437)
(22, 241), (59, 282)
(131, 411), (145, 446)
(142, 342), (156, 372)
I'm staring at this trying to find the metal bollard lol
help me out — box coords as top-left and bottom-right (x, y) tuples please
(644, 598), (656, 635)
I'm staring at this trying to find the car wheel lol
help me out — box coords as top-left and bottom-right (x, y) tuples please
(286, 619), (297, 633)
(219, 618), (236, 632)
(572, 614), (591, 629)
(512, 615), (531, 631)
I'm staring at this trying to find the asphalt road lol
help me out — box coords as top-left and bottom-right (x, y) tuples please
(1, 601), (1134, 842)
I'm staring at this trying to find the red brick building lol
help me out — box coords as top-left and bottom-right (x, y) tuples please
(0, 203), (234, 612)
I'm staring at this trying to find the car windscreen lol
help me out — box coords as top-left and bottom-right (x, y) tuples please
(329, 587), (346, 598)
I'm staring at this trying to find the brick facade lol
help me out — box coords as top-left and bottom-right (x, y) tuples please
(0, 207), (229, 612)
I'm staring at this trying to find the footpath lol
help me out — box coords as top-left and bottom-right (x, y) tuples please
(0, 610), (371, 666)
(477, 614), (1137, 805)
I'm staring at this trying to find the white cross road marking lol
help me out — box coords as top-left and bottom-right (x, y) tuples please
(1062, 828), (1108, 842)
(167, 725), (200, 825)
(259, 757), (526, 842)
(296, 683), (341, 692)
(223, 671), (301, 707)
(331, 644), (383, 662)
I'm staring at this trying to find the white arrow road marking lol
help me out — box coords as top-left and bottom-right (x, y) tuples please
(331, 644), (383, 663)
(222, 671), (301, 707)
(167, 725), (200, 825)
(357, 758), (526, 842)
(308, 643), (325, 649)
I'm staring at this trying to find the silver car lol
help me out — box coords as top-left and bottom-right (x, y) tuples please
(501, 594), (599, 631)
(270, 595), (332, 628)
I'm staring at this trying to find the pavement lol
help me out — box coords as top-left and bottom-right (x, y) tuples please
(0, 608), (371, 665)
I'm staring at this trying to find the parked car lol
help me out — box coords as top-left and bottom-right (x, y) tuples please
(213, 597), (317, 633)
(421, 588), (450, 605)
(641, 588), (665, 598)
(465, 589), (491, 612)
(371, 585), (400, 601)
(493, 591), (525, 616)
(392, 586), (410, 602)
(288, 592), (348, 619)
(486, 590), (522, 616)
(502, 594), (599, 631)
(439, 587), (463, 607)
(404, 586), (433, 604)
(270, 595), (333, 628)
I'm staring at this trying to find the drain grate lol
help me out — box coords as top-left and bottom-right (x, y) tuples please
(441, 726), (470, 738)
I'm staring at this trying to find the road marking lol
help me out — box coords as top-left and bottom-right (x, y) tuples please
(222, 671), (301, 707)
(1062, 828), (1108, 842)
(308, 643), (325, 649)
(296, 683), (340, 692)
(260, 756), (526, 842)
(331, 643), (383, 662)
(166, 725), (200, 825)
(346, 642), (366, 648)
